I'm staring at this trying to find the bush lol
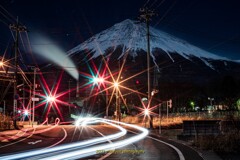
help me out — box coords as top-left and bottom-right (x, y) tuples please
(214, 131), (240, 153)
(194, 131), (240, 153)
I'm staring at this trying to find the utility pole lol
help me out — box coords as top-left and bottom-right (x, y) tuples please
(9, 17), (27, 129)
(3, 100), (6, 121)
(68, 79), (72, 115)
(159, 103), (161, 134)
(32, 67), (39, 125)
(139, 8), (156, 129)
(139, 8), (156, 103)
(116, 60), (121, 121)
(116, 89), (121, 121)
(76, 81), (79, 98)
(33, 67), (36, 124)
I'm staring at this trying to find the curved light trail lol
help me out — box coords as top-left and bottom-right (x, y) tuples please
(88, 126), (115, 160)
(38, 118), (149, 160)
(0, 118), (126, 160)
(42, 126), (67, 149)
(0, 119), (51, 148)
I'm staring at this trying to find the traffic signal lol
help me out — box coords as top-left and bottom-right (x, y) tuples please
(135, 80), (140, 85)
(190, 101), (195, 107)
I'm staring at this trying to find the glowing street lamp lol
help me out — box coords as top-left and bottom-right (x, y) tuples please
(47, 96), (56, 102)
(114, 82), (119, 88)
(190, 101), (195, 106)
(113, 81), (120, 121)
(144, 108), (149, 116)
(0, 61), (4, 66)
(24, 110), (29, 116)
(93, 77), (104, 84)
(98, 77), (104, 83)
(208, 97), (214, 106)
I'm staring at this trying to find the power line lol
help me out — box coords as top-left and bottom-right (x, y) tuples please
(0, 4), (17, 23)
(149, 0), (159, 9)
(156, 0), (166, 9)
(143, 0), (150, 8)
(0, 17), (9, 26)
(0, 9), (14, 24)
(154, 0), (177, 27)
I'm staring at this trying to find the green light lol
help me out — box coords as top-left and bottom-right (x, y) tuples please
(237, 99), (240, 111)
(190, 101), (195, 106)
(237, 99), (240, 107)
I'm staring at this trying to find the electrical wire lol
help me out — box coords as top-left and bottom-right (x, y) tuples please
(0, 17), (9, 26)
(149, 0), (158, 9)
(0, 4), (17, 23)
(0, 10), (14, 24)
(155, 0), (166, 9)
(154, 1), (177, 27)
(143, 0), (150, 8)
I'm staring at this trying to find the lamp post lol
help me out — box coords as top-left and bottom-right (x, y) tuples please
(31, 67), (39, 125)
(68, 79), (72, 115)
(114, 82), (121, 121)
(159, 103), (161, 134)
(208, 97), (214, 106)
(144, 108), (149, 127)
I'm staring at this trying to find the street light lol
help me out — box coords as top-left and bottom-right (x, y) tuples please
(93, 77), (104, 84)
(114, 82), (119, 88)
(208, 97), (214, 106)
(114, 81), (120, 121)
(47, 96), (56, 102)
(144, 108), (149, 116)
(24, 110), (29, 116)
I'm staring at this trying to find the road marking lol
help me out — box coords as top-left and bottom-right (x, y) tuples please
(0, 118), (127, 160)
(37, 118), (148, 160)
(128, 130), (185, 160)
(147, 135), (185, 160)
(43, 126), (67, 149)
(88, 126), (114, 160)
(1, 139), (9, 142)
(28, 140), (42, 145)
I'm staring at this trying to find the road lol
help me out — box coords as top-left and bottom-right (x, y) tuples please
(0, 119), (203, 160)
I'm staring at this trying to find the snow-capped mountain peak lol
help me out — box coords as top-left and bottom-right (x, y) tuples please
(67, 19), (229, 69)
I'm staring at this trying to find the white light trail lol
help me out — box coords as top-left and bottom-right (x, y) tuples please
(0, 118), (126, 160)
(39, 118), (149, 160)
(0, 118), (50, 148)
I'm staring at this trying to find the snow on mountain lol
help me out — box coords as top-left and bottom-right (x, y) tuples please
(67, 19), (230, 69)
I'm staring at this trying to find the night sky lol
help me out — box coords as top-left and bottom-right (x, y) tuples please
(0, 0), (240, 61)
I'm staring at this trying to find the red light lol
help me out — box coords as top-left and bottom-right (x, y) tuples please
(136, 80), (140, 84)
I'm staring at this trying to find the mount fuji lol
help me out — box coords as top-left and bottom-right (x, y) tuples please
(67, 19), (240, 84)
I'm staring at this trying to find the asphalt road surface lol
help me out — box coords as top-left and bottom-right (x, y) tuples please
(0, 124), (203, 160)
